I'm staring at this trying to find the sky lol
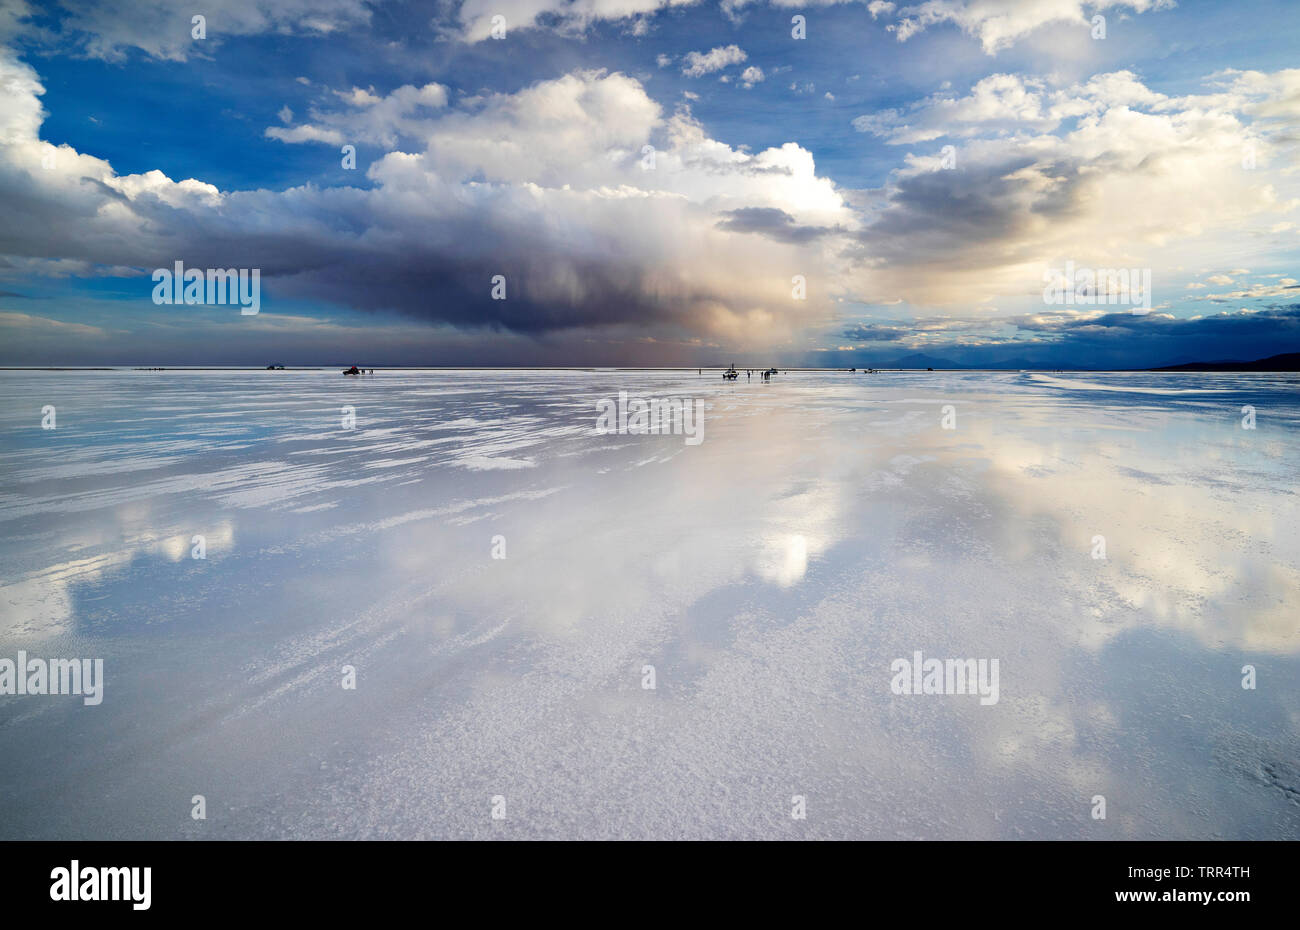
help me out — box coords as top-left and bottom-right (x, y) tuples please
(1, 0), (1298, 368)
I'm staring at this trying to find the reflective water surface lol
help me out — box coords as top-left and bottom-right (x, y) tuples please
(1, 369), (1297, 838)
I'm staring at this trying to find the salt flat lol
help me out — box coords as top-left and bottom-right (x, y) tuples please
(0, 369), (1297, 839)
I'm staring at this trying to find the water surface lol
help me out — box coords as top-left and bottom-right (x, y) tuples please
(1, 369), (1296, 838)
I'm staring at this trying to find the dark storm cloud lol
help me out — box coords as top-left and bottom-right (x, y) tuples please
(843, 150), (1097, 292)
(715, 207), (836, 244)
(0, 54), (848, 353)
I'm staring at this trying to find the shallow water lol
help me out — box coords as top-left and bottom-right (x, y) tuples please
(1, 369), (1297, 839)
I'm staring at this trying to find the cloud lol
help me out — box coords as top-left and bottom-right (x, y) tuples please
(265, 82), (449, 148)
(886, 0), (1176, 55)
(716, 207), (837, 243)
(1196, 281), (1300, 302)
(264, 124), (345, 145)
(853, 71), (1165, 144)
(0, 0), (34, 45)
(681, 45), (748, 78)
(0, 57), (854, 351)
(846, 69), (1299, 308)
(56, 0), (373, 61)
(456, 0), (688, 42)
(0, 310), (106, 338)
(20, 0), (1180, 59)
(740, 66), (765, 89)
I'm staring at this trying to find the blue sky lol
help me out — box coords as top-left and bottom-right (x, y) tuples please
(2, 0), (1299, 367)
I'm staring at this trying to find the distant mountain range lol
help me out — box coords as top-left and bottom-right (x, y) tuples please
(859, 351), (1300, 371)
(1151, 352), (1300, 372)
